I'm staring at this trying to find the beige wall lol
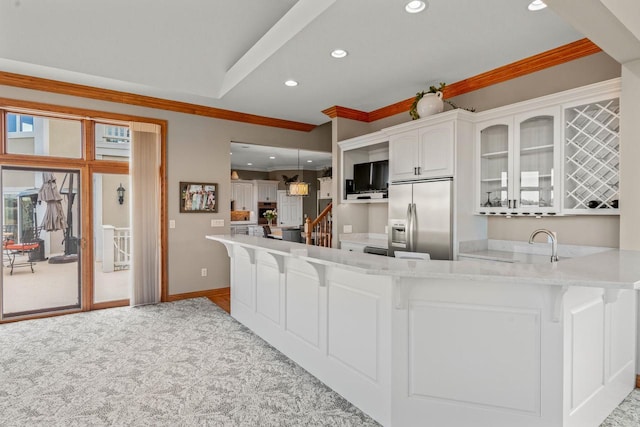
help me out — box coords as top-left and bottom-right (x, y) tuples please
(49, 119), (82, 158)
(0, 84), (331, 296)
(6, 137), (34, 154)
(102, 174), (130, 228)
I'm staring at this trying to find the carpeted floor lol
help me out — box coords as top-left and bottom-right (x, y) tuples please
(0, 298), (637, 426)
(0, 298), (377, 426)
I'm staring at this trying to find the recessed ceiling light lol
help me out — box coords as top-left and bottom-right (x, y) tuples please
(527, 0), (547, 11)
(307, 160), (313, 163)
(269, 156), (275, 159)
(247, 162), (253, 166)
(405, 1), (426, 14)
(331, 49), (348, 58)
(284, 80), (298, 87)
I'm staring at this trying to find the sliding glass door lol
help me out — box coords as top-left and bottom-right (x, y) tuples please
(0, 105), (164, 321)
(1, 167), (81, 317)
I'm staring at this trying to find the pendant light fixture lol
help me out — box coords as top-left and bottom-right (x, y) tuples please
(286, 149), (309, 197)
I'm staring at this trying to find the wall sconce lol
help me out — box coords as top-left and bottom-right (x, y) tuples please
(231, 170), (240, 180)
(117, 183), (126, 205)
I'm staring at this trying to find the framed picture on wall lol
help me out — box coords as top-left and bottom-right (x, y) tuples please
(180, 182), (218, 213)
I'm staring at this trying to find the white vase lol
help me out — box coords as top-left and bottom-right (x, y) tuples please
(416, 91), (444, 118)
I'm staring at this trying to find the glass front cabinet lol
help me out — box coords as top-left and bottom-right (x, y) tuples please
(476, 107), (561, 216)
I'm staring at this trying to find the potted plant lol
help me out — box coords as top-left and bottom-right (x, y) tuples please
(263, 209), (277, 226)
(409, 83), (475, 120)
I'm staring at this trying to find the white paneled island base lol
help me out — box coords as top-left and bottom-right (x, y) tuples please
(207, 235), (638, 427)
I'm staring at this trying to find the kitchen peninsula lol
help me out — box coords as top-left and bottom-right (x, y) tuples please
(207, 234), (638, 427)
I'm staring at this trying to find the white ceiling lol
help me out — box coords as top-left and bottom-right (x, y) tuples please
(230, 142), (331, 172)
(0, 0), (584, 126)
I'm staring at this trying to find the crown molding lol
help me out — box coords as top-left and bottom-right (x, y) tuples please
(325, 38), (602, 122)
(0, 38), (601, 130)
(0, 71), (316, 132)
(321, 105), (369, 121)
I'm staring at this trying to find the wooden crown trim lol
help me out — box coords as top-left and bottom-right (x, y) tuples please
(0, 71), (316, 132)
(326, 38), (602, 122)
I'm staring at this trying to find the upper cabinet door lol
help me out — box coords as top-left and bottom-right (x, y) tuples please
(257, 181), (278, 202)
(417, 121), (454, 179)
(232, 181), (254, 210)
(477, 119), (513, 212)
(389, 130), (420, 181)
(475, 107), (560, 215)
(389, 122), (455, 182)
(514, 106), (561, 213)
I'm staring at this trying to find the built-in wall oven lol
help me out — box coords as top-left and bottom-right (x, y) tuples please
(257, 202), (277, 225)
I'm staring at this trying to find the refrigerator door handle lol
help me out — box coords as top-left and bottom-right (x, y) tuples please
(410, 203), (418, 251)
(406, 203), (413, 251)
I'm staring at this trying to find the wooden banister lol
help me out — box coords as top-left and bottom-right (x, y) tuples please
(305, 202), (332, 246)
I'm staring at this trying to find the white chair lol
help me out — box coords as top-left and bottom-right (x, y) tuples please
(394, 251), (430, 260)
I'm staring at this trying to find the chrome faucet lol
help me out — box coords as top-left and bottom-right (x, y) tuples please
(528, 229), (558, 262)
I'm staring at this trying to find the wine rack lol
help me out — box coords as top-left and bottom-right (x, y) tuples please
(564, 98), (620, 211)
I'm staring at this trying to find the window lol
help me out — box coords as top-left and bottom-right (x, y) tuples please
(5, 112), (82, 159)
(6, 113), (34, 133)
(94, 123), (130, 162)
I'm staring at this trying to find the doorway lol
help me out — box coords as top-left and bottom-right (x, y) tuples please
(1, 168), (81, 317)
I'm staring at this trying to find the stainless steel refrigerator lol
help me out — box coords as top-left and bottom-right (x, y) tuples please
(388, 178), (453, 260)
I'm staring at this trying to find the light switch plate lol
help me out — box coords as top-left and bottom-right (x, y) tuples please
(343, 224), (352, 233)
(169, 220), (176, 229)
(211, 219), (224, 227)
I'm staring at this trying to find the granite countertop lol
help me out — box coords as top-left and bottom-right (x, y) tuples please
(207, 235), (640, 290)
(339, 233), (388, 249)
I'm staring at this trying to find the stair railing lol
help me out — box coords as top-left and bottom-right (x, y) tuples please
(305, 202), (332, 247)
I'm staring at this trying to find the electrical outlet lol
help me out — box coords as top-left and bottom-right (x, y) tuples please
(201, 268), (207, 277)
(384, 225), (388, 234)
(211, 219), (224, 227)
(169, 220), (175, 229)
(343, 224), (352, 233)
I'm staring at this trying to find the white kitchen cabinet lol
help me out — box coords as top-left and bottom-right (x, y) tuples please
(476, 106), (561, 215)
(256, 180), (278, 202)
(389, 120), (454, 182)
(231, 181), (254, 211)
